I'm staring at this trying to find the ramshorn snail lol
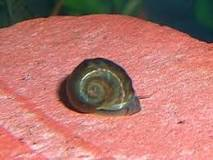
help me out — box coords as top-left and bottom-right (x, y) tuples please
(66, 58), (141, 115)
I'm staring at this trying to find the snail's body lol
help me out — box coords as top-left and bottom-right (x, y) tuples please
(66, 58), (141, 116)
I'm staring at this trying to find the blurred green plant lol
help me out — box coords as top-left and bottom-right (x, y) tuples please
(0, 0), (54, 27)
(63, 0), (143, 16)
(0, 0), (32, 25)
(0, 0), (143, 28)
(195, 0), (213, 29)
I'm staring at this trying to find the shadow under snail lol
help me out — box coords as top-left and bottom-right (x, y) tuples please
(65, 58), (141, 116)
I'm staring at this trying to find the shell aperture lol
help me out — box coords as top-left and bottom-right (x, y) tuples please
(66, 58), (141, 115)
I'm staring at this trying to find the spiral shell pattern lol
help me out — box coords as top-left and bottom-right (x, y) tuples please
(66, 58), (141, 115)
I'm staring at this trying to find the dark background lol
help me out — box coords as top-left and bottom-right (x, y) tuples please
(0, 0), (213, 42)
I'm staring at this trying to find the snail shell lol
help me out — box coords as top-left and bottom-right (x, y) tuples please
(66, 58), (141, 115)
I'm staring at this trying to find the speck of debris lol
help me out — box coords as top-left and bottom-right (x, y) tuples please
(177, 120), (185, 124)
(21, 73), (32, 81)
(18, 138), (24, 143)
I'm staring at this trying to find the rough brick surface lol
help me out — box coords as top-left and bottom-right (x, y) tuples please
(0, 15), (213, 159)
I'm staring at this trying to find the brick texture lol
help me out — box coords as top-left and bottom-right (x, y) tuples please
(0, 15), (213, 159)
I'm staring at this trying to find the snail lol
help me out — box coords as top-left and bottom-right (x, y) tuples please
(65, 58), (141, 116)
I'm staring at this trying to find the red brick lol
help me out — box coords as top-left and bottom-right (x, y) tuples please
(0, 15), (213, 159)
